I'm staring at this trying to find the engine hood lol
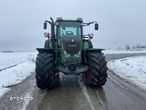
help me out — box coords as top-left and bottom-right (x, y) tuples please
(62, 36), (82, 56)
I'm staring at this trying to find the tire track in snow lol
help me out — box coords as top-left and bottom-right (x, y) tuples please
(0, 61), (26, 72)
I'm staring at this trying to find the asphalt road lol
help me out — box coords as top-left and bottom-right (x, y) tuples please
(0, 53), (146, 110)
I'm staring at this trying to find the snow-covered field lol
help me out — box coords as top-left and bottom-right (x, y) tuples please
(0, 52), (37, 97)
(103, 49), (146, 54)
(108, 56), (146, 90)
(0, 52), (36, 71)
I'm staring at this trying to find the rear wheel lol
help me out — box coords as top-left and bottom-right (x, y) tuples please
(35, 52), (60, 89)
(83, 51), (107, 87)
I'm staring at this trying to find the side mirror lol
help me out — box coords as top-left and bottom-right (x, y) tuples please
(95, 23), (98, 30)
(43, 22), (47, 29)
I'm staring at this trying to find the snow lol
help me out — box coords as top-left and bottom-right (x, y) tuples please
(0, 52), (36, 97)
(103, 49), (146, 54)
(0, 52), (36, 71)
(0, 88), (10, 97)
(108, 56), (146, 90)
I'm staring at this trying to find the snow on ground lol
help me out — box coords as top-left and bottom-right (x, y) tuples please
(0, 52), (36, 71)
(103, 49), (146, 54)
(108, 56), (146, 90)
(0, 52), (37, 97)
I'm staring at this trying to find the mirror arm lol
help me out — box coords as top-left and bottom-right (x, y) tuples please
(82, 21), (97, 26)
(50, 17), (54, 23)
(45, 20), (52, 24)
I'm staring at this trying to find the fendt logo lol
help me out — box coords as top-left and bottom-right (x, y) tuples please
(71, 39), (74, 42)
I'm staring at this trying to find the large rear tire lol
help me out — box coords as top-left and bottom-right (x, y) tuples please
(83, 51), (107, 87)
(35, 52), (60, 89)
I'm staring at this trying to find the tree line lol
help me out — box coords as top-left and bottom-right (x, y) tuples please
(125, 44), (146, 50)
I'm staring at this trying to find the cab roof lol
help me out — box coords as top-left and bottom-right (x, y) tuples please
(56, 17), (83, 23)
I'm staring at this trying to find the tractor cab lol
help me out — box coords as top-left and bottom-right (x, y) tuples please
(56, 20), (82, 37)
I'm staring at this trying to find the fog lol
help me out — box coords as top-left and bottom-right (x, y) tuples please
(0, 0), (146, 51)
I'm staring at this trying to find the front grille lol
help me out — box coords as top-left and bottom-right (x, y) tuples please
(63, 36), (81, 56)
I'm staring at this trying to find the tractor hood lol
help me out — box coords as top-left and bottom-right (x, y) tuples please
(62, 36), (82, 56)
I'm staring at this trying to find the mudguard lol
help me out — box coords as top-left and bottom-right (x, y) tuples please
(36, 48), (55, 53)
(86, 48), (104, 53)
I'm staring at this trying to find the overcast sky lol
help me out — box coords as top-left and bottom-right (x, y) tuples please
(0, 0), (146, 51)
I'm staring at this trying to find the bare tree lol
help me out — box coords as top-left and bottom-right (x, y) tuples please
(125, 44), (130, 50)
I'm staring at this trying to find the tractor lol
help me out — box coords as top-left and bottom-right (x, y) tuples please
(35, 17), (107, 89)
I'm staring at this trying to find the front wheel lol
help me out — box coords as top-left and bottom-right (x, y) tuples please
(35, 52), (60, 89)
(82, 51), (108, 87)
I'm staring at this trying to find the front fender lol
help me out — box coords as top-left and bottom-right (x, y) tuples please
(36, 48), (55, 53)
(86, 48), (104, 53)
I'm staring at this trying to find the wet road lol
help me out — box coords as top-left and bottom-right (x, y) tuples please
(0, 53), (146, 110)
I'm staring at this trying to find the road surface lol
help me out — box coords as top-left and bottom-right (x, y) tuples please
(0, 53), (146, 110)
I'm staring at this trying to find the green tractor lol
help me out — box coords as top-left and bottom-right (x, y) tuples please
(35, 17), (107, 89)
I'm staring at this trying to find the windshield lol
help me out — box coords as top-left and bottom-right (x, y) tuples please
(58, 22), (81, 37)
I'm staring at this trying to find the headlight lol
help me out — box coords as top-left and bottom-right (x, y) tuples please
(74, 51), (81, 57)
(64, 51), (81, 57)
(64, 51), (71, 57)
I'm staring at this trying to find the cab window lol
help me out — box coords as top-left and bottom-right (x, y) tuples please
(58, 22), (81, 37)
